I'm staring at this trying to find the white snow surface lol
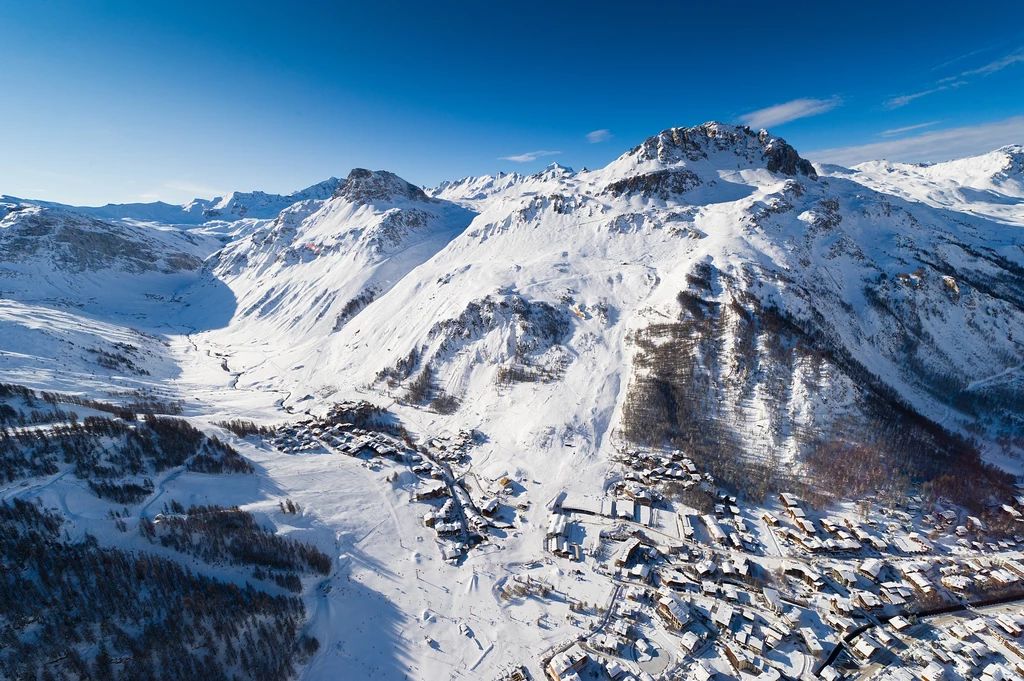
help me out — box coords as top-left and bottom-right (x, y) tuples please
(2, 122), (1023, 679)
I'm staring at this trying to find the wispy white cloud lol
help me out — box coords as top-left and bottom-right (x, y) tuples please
(498, 150), (561, 163)
(809, 116), (1024, 167)
(879, 121), (941, 137)
(962, 48), (1024, 76)
(586, 129), (612, 143)
(884, 83), (966, 109)
(885, 46), (1022, 108)
(738, 96), (842, 129)
(929, 46), (993, 72)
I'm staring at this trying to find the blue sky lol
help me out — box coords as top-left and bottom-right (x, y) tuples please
(1, 0), (1023, 205)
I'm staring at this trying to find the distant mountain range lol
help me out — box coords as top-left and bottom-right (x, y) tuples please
(2, 123), (1022, 496)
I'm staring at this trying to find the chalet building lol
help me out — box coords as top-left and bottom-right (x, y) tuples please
(784, 563), (825, 590)
(547, 513), (567, 538)
(656, 594), (690, 630)
(779, 493), (801, 509)
(832, 566), (858, 587)
(851, 638), (878, 661)
(859, 558), (884, 581)
(702, 514), (728, 544)
(920, 661), (946, 681)
(548, 644), (588, 681)
(725, 642), (756, 673)
(799, 628), (823, 655)
(615, 538), (641, 567)
(762, 587), (783, 615)
(679, 631), (703, 654)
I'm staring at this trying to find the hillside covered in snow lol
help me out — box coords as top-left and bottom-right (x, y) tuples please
(3, 121), (1022, 503)
(199, 124), (1023, 488)
(1, 122), (1023, 680)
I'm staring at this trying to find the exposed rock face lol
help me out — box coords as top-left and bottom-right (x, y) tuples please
(759, 131), (818, 179)
(603, 169), (703, 199)
(625, 122), (817, 179)
(335, 168), (434, 205)
(0, 207), (203, 274)
(1000, 145), (1024, 175)
(428, 293), (571, 356)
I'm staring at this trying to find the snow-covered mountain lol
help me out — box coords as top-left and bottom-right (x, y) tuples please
(182, 177), (341, 221)
(0, 202), (219, 308)
(832, 145), (1024, 225)
(203, 168), (476, 348)
(2, 120), (1024, 681)
(190, 124), (1022, 482)
(1, 176), (341, 227)
(3, 122), (1021, 474)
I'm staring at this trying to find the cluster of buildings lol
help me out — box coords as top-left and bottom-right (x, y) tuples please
(421, 429), (476, 464)
(272, 416), (505, 564)
(821, 604), (1024, 681)
(524, 437), (1024, 681)
(271, 420), (405, 459)
(617, 447), (704, 488)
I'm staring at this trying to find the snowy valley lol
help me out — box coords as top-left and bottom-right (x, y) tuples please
(1, 123), (1023, 681)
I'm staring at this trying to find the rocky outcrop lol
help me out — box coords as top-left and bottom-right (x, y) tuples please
(603, 169), (703, 199)
(335, 168), (434, 205)
(0, 207), (203, 274)
(759, 131), (818, 179)
(625, 122), (817, 179)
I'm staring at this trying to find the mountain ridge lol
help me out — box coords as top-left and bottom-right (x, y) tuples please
(1, 122), (1021, 477)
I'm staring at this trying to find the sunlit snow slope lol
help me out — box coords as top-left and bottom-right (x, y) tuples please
(189, 125), (1023, 485)
(2, 123), (1022, 480)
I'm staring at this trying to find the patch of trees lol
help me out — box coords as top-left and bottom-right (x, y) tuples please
(663, 483), (715, 514)
(406, 364), (434, 404)
(0, 427), (60, 481)
(430, 393), (460, 415)
(494, 345), (563, 386)
(620, 283), (1002, 509)
(0, 499), (317, 681)
(428, 294), (571, 358)
(494, 363), (535, 384)
(214, 419), (275, 438)
(152, 504), (332, 577)
(376, 346), (420, 387)
(685, 261), (715, 292)
(87, 347), (150, 375)
(863, 270), (1023, 434)
(0, 394), (253, 496)
(39, 390), (138, 420)
(379, 294), (572, 400)
(402, 363), (460, 413)
(323, 400), (405, 438)
(88, 478), (155, 504)
(0, 383), (38, 403)
(40, 388), (183, 418)
(189, 436), (254, 474)
(390, 293), (573, 397)
(332, 286), (378, 332)
(0, 404), (79, 428)
(619, 287), (755, 495)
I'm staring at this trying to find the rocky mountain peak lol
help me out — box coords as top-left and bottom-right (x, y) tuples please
(335, 169), (433, 205)
(626, 121), (817, 179)
(998, 145), (1024, 175)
